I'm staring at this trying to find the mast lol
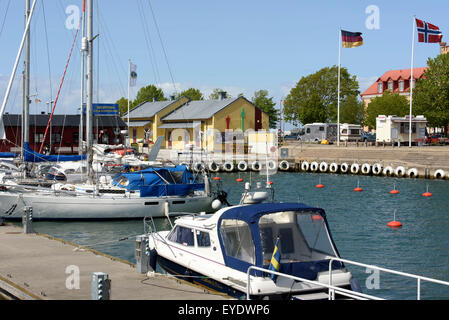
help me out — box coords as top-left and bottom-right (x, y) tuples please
(23, 0), (31, 160)
(80, 0), (87, 155)
(86, 0), (94, 182)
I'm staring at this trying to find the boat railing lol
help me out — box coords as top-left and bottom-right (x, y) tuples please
(246, 265), (382, 300)
(328, 257), (449, 300)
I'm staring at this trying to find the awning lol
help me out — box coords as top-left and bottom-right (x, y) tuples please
(159, 122), (198, 129)
(127, 121), (152, 127)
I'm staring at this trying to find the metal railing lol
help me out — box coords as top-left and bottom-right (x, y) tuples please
(246, 265), (382, 300)
(328, 257), (449, 300)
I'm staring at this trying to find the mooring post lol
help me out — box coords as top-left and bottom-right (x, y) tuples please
(91, 272), (111, 300)
(135, 235), (150, 274)
(22, 206), (34, 234)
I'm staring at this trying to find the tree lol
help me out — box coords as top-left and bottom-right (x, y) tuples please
(209, 88), (229, 100)
(251, 90), (279, 129)
(413, 53), (449, 132)
(133, 85), (166, 107)
(364, 91), (409, 129)
(116, 97), (131, 116)
(283, 66), (359, 126)
(340, 95), (364, 125)
(176, 88), (204, 100)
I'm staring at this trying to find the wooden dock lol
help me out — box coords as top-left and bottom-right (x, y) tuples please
(0, 224), (230, 300)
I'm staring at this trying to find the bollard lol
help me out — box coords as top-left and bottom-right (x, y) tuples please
(91, 272), (111, 300)
(344, 140), (347, 147)
(22, 206), (34, 234)
(398, 138), (400, 148)
(135, 235), (150, 274)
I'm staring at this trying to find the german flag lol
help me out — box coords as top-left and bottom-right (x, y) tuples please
(341, 30), (363, 48)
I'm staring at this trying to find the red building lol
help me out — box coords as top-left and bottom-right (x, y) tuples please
(0, 113), (127, 155)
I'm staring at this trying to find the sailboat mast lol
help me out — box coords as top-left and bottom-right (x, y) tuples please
(80, 0), (87, 155)
(86, 0), (94, 182)
(23, 0), (31, 160)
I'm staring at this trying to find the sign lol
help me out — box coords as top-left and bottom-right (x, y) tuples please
(83, 103), (119, 116)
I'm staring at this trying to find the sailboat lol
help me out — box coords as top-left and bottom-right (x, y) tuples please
(0, 0), (222, 220)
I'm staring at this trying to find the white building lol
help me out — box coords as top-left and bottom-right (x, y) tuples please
(376, 115), (427, 144)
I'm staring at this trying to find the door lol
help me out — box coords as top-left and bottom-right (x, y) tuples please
(255, 108), (262, 131)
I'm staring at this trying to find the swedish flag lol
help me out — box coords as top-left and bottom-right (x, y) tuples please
(268, 237), (281, 281)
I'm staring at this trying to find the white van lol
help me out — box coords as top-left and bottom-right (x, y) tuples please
(339, 123), (362, 142)
(298, 123), (338, 143)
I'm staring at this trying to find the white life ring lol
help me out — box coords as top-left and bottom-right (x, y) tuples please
(251, 161), (261, 171)
(340, 162), (349, 173)
(237, 161), (248, 172)
(434, 169), (446, 179)
(383, 166), (394, 177)
(350, 163), (360, 174)
(208, 161), (220, 173)
(361, 163), (371, 175)
(301, 161), (310, 172)
(310, 161), (319, 172)
(223, 161), (234, 172)
(329, 163), (339, 173)
(372, 163), (382, 175)
(267, 160), (277, 171)
(407, 168), (419, 178)
(279, 160), (290, 171)
(319, 162), (328, 173)
(395, 166), (406, 178)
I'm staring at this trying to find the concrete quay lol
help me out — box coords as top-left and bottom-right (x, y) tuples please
(0, 224), (229, 300)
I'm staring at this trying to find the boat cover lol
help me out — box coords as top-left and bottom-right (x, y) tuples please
(112, 165), (205, 197)
(23, 143), (86, 163)
(216, 202), (343, 278)
(0, 152), (18, 158)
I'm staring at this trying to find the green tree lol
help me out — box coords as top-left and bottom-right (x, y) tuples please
(364, 91), (409, 129)
(116, 97), (131, 116)
(176, 88), (204, 100)
(209, 88), (229, 100)
(283, 66), (359, 126)
(251, 90), (278, 129)
(133, 85), (166, 107)
(340, 95), (364, 125)
(413, 53), (449, 132)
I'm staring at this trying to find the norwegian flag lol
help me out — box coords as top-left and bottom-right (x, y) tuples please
(416, 18), (443, 43)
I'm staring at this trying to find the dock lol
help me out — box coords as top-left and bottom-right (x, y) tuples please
(0, 223), (230, 300)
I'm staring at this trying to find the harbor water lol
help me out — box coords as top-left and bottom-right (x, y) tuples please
(20, 172), (449, 300)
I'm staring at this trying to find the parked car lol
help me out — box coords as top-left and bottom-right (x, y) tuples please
(283, 133), (299, 140)
(361, 132), (376, 142)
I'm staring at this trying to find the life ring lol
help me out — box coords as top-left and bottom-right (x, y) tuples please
(340, 162), (349, 174)
(434, 169), (446, 179)
(350, 163), (360, 175)
(251, 161), (261, 171)
(407, 168), (419, 178)
(208, 161), (220, 173)
(193, 162), (205, 172)
(372, 163), (382, 175)
(301, 161), (310, 172)
(267, 160), (277, 171)
(310, 161), (319, 172)
(237, 161), (248, 172)
(329, 163), (339, 173)
(279, 160), (290, 171)
(395, 166), (406, 178)
(383, 166), (394, 177)
(319, 162), (328, 173)
(223, 161), (234, 172)
(361, 163), (371, 175)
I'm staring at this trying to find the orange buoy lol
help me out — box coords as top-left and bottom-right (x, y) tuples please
(390, 189), (399, 194)
(316, 184), (325, 188)
(422, 192), (432, 197)
(236, 178), (243, 182)
(387, 221), (402, 228)
(213, 177), (221, 181)
(353, 187), (363, 192)
(266, 181), (273, 185)
(312, 214), (323, 221)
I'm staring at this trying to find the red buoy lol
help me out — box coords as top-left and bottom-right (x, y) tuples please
(390, 189), (399, 194)
(213, 177), (221, 181)
(353, 187), (363, 192)
(387, 221), (402, 228)
(266, 181), (273, 185)
(316, 184), (324, 188)
(312, 215), (323, 221)
(236, 178), (243, 182)
(422, 192), (432, 197)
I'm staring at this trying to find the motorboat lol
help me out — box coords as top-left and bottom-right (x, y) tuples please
(146, 202), (360, 300)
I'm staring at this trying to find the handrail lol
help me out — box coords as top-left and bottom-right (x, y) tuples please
(246, 265), (382, 301)
(328, 257), (449, 300)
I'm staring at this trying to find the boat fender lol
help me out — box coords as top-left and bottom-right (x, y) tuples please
(350, 163), (360, 174)
(395, 166), (406, 178)
(211, 199), (222, 210)
(149, 249), (158, 272)
(407, 168), (418, 178)
(383, 166), (394, 177)
(361, 163), (371, 175)
(310, 161), (319, 172)
(267, 160), (277, 171)
(237, 161), (248, 172)
(319, 162), (328, 173)
(208, 162), (220, 173)
(434, 169), (445, 179)
(372, 163), (382, 175)
(279, 160), (290, 171)
(223, 162), (234, 172)
(329, 163), (339, 173)
(340, 162), (349, 173)
(301, 161), (309, 172)
(251, 161), (261, 171)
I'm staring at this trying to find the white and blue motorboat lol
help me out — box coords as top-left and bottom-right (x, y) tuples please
(146, 202), (361, 300)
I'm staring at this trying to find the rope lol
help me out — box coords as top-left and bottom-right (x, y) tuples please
(39, 27), (79, 154)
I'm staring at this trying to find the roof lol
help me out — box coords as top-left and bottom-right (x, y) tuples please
(162, 97), (241, 121)
(361, 67), (427, 97)
(127, 121), (152, 127)
(123, 98), (184, 119)
(158, 122), (197, 129)
(2, 114), (127, 128)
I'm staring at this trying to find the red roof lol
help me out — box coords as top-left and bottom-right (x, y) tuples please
(361, 67), (427, 97)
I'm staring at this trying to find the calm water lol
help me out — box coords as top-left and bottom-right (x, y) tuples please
(22, 172), (449, 300)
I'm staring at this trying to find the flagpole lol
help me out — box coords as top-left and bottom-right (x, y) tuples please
(127, 59), (131, 147)
(409, 16), (416, 148)
(337, 28), (342, 146)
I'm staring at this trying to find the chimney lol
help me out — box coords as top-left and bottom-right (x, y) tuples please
(218, 91), (227, 100)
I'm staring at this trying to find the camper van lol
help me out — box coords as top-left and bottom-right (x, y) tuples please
(298, 123), (338, 143)
(376, 115), (427, 145)
(339, 123), (362, 142)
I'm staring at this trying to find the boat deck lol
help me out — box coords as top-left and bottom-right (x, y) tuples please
(0, 224), (230, 300)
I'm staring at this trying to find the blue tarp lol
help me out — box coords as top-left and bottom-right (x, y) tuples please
(23, 143), (86, 163)
(0, 152), (18, 158)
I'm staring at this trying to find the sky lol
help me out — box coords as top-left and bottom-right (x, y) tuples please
(0, 0), (447, 130)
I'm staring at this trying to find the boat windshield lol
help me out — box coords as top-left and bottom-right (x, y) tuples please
(259, 210), (337, 265)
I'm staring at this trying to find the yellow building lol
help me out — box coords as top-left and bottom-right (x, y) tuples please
(160, 95), (269, 151)
(441, 42), (449, 55)
(123, 96), (189, 146)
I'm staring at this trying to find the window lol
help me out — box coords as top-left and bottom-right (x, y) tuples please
(388, 81), (393, 91)
(34, 133), (44, 144)
(378, 82), (383, 93)
(196, 230), (211, 247)
(73, 132), (79, 144)
(400, 122), (416, 134)
(306, 128), (311, 134)
(341, 129), (347, 134)
(399, 80), (404, 92)
(350, 129), (360, 135)
(319, 127), (324, 131)
(51, 133), (61, 144)
(220, 219), (255, 264)
(167, 226), (194, 246)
